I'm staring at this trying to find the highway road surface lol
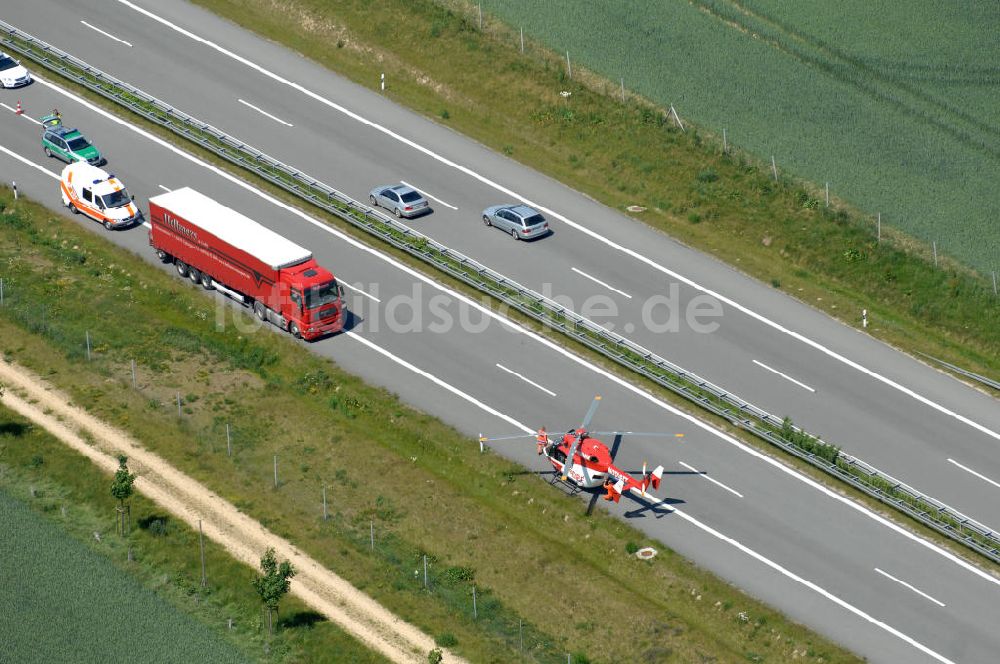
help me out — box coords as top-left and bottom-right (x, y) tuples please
(2, 69), (998, 664)
(1, 6), (999, 663)
(5, 0), (998, 538)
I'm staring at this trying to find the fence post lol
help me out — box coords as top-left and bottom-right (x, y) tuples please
(992, 271), (997, 296)
(519, 619), (523, 651)
(423, 554), (428, 589)
(473, 585), (478, 619)
(933, 241), (938, 267)
(723, 128), (728, 154)
(620, 77), (625, 103)
(771, 155), (778, 181)
(176, 392), (182, 417)
(322, 485), (328, 520)
(478, 3), (482, 30)
(273, 455), (278, 489)
(199, 519), (207, 587)
(226, 422), (232, 457)
(566, 51), (572, 79)
(131, 359), (137, 389)
(370, 520), (374, 551)
(520, 27), (524, 54)
(877, 212), (881, 242)
(0, 277), (4, 306)
(825, 182), (830, 208)
(86, 330), (91, 361)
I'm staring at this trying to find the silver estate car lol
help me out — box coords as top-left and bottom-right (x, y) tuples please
(482, 204), (550, 240)
(369, 183), (430, 218)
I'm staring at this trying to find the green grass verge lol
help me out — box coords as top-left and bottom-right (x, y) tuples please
(0, 190), (860, 663)
(0, 404), (388, 664)
(187, 0), (1000, 387)
(478, 0), (999, 271)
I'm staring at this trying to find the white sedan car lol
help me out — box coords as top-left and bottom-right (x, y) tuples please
(0, 52), (31, 88)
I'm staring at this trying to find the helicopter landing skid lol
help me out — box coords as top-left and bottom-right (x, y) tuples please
(548, 473), (583, 496)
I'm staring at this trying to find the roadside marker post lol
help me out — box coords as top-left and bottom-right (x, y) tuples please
(825, 182), (830, 208)
(131, 359), (137, 389)
(771, 155), (778, 181)
(380, 73), (384, 91)
(85, 331), (91, 361)
(566, 51), (572, 79)
(723, 128), (728, 154)
(520, 27), (524, 54)
(226, 422), (232, 457)
(273, 454), (278, 489)
(11, 181), (17, 199)
(862, 309), (868, 329)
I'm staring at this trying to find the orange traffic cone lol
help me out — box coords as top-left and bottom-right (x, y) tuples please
(15, 99), (23, 115)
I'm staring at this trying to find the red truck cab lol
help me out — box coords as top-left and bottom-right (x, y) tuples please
(147, 187), (343, 341)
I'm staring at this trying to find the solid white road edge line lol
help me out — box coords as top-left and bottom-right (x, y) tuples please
(80, 20), (133, 47)
(570, 267), (632, 299)
(874, 568), (947, 607)
(495, 363), (557, 397)
(946, 458), (1000, 490)
(4, 80), (977, 661)
(400, 180), (457, 210)
(347, 332), (532, 435)
(237, 98), (293, 127)
(631, 485), (956, 663)
(32, 72), (1000, 589)
(158, 184), (171, 192)
(341, 282), (381, 303)
(0, 144), (60, 180)
(116, 0), (1000, 447)
(752, 359), (816, 393)
(678, 461), (743, 498)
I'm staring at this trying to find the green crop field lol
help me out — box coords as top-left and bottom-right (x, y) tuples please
(0, 489), (247, 664)
(481, 0), (1000, 272)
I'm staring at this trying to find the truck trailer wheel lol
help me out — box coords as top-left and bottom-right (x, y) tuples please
(188, 267), (201, 284)
(254, 301), (266, 321)
(155, 250), (169, 262)
(175, 261), (189, 278)
(200, 272), (214, 290)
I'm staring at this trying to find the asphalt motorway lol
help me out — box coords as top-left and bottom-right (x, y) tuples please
(2, 69), (999, 664)
(6, 0), (998, 537)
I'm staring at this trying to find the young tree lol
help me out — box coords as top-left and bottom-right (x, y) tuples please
(110, 454), (136, 536)
(252, 547), (296, 635)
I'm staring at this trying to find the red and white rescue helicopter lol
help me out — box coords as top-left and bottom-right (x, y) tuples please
(479, 396), (680, 504)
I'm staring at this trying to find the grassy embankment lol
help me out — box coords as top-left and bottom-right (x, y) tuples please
(0, 413), (385, 664)
(192, 0), (1000, 386)
(0, 190), (861, 664)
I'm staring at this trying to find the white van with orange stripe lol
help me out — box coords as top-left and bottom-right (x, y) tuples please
(60, 161), (143, 230)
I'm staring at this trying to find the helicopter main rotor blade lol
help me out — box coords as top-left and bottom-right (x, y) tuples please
(561, 438), (582, 482)
(580, 395), (602, 431)
(588, 431), (685, 438)
(479, 433), (536, 443)
(609, 433), (623, 462)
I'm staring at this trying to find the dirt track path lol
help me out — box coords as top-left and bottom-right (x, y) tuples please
(0, 359), (464, 664)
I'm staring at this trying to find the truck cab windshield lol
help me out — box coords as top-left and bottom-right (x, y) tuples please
(101, 189), (130, 209)
(304, 280), (339, 309)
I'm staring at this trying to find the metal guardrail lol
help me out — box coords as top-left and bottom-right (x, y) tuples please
(3, 22), (997, 564)
(918, 352), (1000, 392)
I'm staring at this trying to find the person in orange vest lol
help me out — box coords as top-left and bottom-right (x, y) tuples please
(536, 427), (549, 455)
(603, 479), (616, 501)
